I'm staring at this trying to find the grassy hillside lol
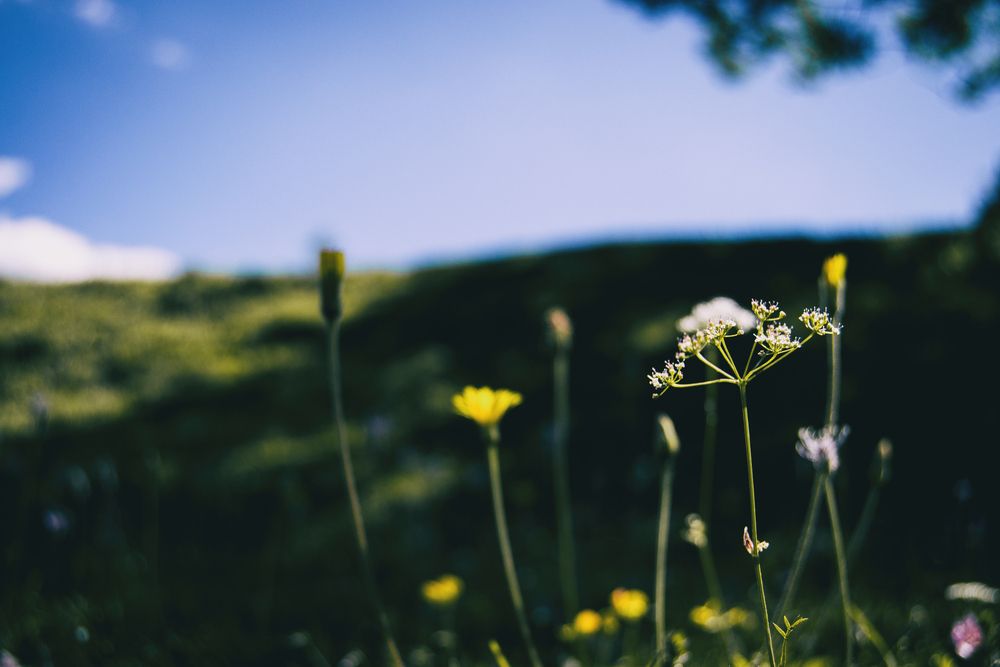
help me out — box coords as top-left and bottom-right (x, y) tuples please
(1, 217), (998, 664)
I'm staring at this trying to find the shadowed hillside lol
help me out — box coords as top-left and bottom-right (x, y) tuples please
(1, 195), (998, 664)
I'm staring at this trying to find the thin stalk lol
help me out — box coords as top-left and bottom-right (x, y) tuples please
(553, 344), (579, 617)
(624, 621), (640, 667)
(486, 437), (544, 667)
(775, 471), (826, 618)
(827, 281), (845, 426)
(699, 350), (720, 526)
(326, 320), (405, 667)
(654, 455), (676, 665)
(824, 478), (853, 666)
(738, 385), (778, 667)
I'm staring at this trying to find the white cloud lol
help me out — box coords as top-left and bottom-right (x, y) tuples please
(0, 215), (182, 282)
(150, 38), (192, 71)
(0, 156), (31, 199)
(74, 0), (116, 28)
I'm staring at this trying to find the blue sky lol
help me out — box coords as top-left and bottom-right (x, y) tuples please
(1, 0), (999, 279)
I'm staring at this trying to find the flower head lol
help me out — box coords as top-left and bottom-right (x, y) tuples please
(823, 253), (848, 287)
(678, 297), (756, 333)
(799, 307), (840, 336)
(422, 574), (464, 606)
(754, 322), (800, 354)
(750, 299), (783, 322)
(796, 425), (849, 473)
(682, 514), (707, 548)
(545, 307), (573, 348)
(572, 610), (602, 636)
(319, 249), (346, 321)
(950, 613), (983, 659)
(610, 588), (649, 621)
(648, 359), (685, 396)
(452, 386), (522, 428)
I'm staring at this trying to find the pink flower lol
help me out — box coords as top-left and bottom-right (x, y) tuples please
(951, 613), (983, 659)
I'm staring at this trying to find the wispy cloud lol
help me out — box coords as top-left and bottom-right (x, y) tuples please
(0, 215), (182, 282)
(0, 156), (31, 199)
(74, 0), (116, 28)
(150, 38), (192, 71)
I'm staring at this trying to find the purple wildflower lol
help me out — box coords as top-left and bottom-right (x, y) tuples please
(951, 613), (983, 659)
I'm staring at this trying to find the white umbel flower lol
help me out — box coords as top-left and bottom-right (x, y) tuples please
(678, 297), (756, 333)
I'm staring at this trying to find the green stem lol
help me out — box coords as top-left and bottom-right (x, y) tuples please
(824, 478), (854, 666)
(553, 344), (579, 617)
(326, 321), (405, 667)
(738, 384), (778, 667)
(827, 281), (845, 426)
(775, 470), (826, 618)
(699, 352), (719, 526)
(654, 456), (676, 666)
(847, 478), (881, 567)
(487, 438), (544, 667)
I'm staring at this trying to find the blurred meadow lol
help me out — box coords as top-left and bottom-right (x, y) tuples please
(2, 185), (999, 664)
(4, 1), (1000, 665)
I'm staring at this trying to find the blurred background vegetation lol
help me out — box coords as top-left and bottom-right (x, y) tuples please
(1, 174), (997, 665)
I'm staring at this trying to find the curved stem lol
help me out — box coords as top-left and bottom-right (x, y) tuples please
(487, 439), (544, 667)
(654, 456), (676, 665)
(696, 351), (735, 380)
(327, 321), (405, 667)
(825, 478), (854, 666)
(553, 345), (578, 618)
(716, 339), (741, 377)
(775, 470), (826, 619)
(738, 385), (778, 667)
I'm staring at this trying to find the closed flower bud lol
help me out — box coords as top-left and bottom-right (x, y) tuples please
(545, 307), (573, 348)
(656, 414), (681, 456)
(319, 249), (346, 321)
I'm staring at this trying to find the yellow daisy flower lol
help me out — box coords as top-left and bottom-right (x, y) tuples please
(452, 386), (523, 428)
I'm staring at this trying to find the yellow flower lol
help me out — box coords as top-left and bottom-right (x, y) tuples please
(452, 386), (523, 428)
(690, 600), (753, 633)
(421, 574), (464, 606)
(572, 610), (602, 636)
(610, 588), (649, 621)
(823, 253), (847, 287)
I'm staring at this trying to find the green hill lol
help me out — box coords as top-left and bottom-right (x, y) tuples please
(1, 198), (998, 664)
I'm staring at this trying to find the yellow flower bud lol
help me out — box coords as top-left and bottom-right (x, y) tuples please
(610, 588), (649, 622)
(421, 574), (464, 606)
(319, 249), (346, 321)
(823, 253), (847, 287)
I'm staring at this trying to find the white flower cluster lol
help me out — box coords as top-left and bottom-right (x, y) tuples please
(678, 297), (756, 333)
(677, 318), (739, 357)
(799, 307), (840, 335)
(755, 322), (801, 354)
(795, 425), (850, 473)
(682, 513), (708, 548)
(648, 358), (685, 395)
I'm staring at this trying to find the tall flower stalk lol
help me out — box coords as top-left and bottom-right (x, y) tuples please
(453, 386), (543, 667)
(653, 415), (680, 665)
(319, 250), (405, 667)
(649, 298), (841, 666)
(546, 307), (579, 618)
